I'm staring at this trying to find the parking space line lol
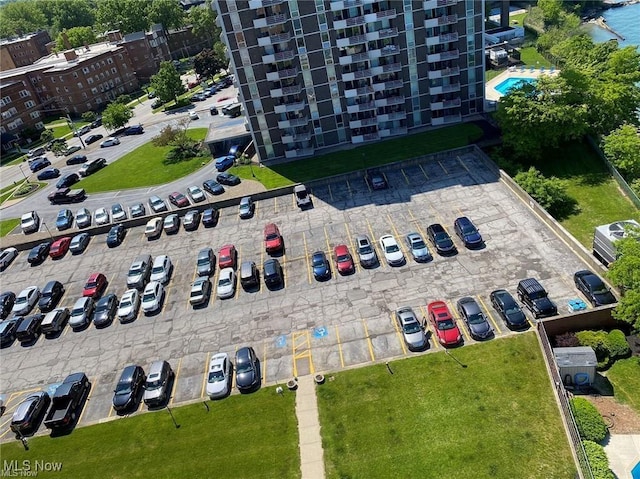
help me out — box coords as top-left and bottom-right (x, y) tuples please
(234, 247), (242, 300)
(457, 155), (472, 175)
(407, 208), (430, 242)
(438, 160), (449, 175)
(231, 346), (237, 390)
(323, 226), (332, 257)
(386, 214), (408, 256)
(78, 376), (98, 425)
(327, 183), (334, 202)
(259, 247), (264, 293)
(401, 169), (410, 185)
(447, 300), (471, 343)
(169, 358), (182, 406)
(391, 313), (407, 355)
(201, 351), (210, 398)
(262, 339), (267, 383)
(303, 232), (311, 284)
(292, 331), (313, 377)
(419, 164), (429, 180)
(361, 319), (375, 362)
(477, 295), (501, 335)
(335, 326), (345, 368)
(162, 283), (173, 313)
(344, 222), (358, 272)
(382, 172), (389, 187)
(281, 250), (287, 284)
(346, 179), (352, 196)
(366, 218), (384, 266)
(365, 175), (372, 193)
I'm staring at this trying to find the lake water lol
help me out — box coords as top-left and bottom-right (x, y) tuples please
(584, 3), (640, 49)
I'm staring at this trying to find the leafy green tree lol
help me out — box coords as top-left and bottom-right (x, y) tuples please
(607, 235), (640, 332)
(102, 102), (133, 131)
(39, 0), (96, 34)
(513, 167), (577, 218)
(81, 111), (97, 123)
(149, 0), (185, 32)
(612, 290), (640, 333)
(40, 129), (54, 144)
(607, 330), (631, 360)
(194, 48), (226, 79)
(0, 0), (47, 37)
(55, 27), (97, 50)
(602, 124), (640, 180)
(188, 0), (220, 40)
(151, 61), (185, 104)
(537, 0), (564, 26)
(115, 94), (131, 105)
(96, 0), (152, 34)
(50, 140), (69, 157)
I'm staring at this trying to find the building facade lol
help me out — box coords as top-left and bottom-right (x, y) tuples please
(0, 30), (51, 71)
(215, 0), (485, 163)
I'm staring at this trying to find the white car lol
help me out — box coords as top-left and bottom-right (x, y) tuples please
(75, 208), (92, 228)
(379, 234), (405, 266)
(150, 255), (172, 284)
(189, 111), (199, 120)
(187, 185), (205, 203)
(100, 137), (120, 148)
(20, 211), (39, 234)
(217, 267), (236, 299)
(0, 247), (18, 271)
(12, 286), (40, 316)
(111, 203), (127, 221)
(206, 353), (232, 399)
(117, 289), (141, 322)
(94, 207), (110, 225)
(145, 217), (163, 238)
(189, 277), (211, 306)
(141, 281), (164, 313)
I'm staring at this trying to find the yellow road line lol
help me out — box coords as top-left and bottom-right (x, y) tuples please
(281, 250), (287, 284)
(291, 332), (297, 377)
(162, 283), (172, 314)
(361, 319), (375, 362)
(344, 222), (358, 272)
(345, 179), (352, 196)
(292, 192), (296, 209)
(438, 160), (448, 174)
(391, 312), (407, 355)
(303, 232), (311, 284)
(401, 169), (410, 185)
(262, 339), (268, 383)
(306, 330), (315, 374)
(335, 326), (345, 368)
(327, 183), (334, 201)
(324, 226), (332, 255)
(259, 247), (264, 293)
(169, 358), (182, 406)
(419, 164), (429, 179)
(457, 155), (471, 175)
(234, 247), (241, 300)
(477, 295), (501, 335)
(365, 175), (372, 193)
(201, 351), (211, 398)
(78, 376), (97, 425)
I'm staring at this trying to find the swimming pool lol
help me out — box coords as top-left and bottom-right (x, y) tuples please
(494, 77), (536, 95)
(632, 460), (640, 479)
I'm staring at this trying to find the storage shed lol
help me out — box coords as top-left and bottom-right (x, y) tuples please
(553, 346), (597, 387)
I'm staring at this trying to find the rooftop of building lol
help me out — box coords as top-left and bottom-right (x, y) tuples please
(0, 30), (48, 46)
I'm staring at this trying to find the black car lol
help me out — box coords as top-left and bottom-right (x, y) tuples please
(312, 251), (331, 281)
(10, 391), (51, 435)
(37, 168), (60, 180)
(112, 365), (146, 412)
(263, 259), (283, 288)
(489, 289), (528, 329)
(124, 125), (144, 135)
(426, 223), (457, 255)
(64, 145), (82, 156)
(235, 346), (260, 392)
(0, 292), (16, 319)
(573, 270), (617, 307)
(56, 173), (80, 189)
(15, 313), (44, 343)
(0, 317), (22, 346)
(216, 172), (241, 186)
(203, 179), (225, 195)
(202, 208), (219, 227)
(93, 294), (118, 328)
(66, 155), (87, 166)
(366, 169), (388, 190)
(28, 242), (51, 265)
(517, 278), (558, 319)
(454, 217), (484, 249)
(91, 117), (102, 128)
(106, 224), (126, 247)
(130, 203), (146, 218)
(456, 297), (493, 340)
(38, 280), (65, 313)
(85, 134), (103, 145)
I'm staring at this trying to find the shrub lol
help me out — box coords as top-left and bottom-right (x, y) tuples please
(582, 440), (615, 479)
(555, 331), (580, 347)
(571, 397), (607, 443)
(607, 330), (631, 360)
(576, 330), (610, 369)
(513, 166), (578, 219)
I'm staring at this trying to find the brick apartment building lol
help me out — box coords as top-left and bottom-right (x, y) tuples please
(0, 30), (51, 71)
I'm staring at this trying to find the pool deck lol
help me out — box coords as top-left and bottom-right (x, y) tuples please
(605, 434), (640, 479)
(485, 67), (559, 102)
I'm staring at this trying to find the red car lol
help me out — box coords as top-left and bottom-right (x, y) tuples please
(334, 244), (354, 274)
(82, 272), (107, 299)
(264, 223), (283, 254)
(49, 237), (71, 259)
(218, 244), (237, 269)
(427, 301), (462, 346)
(168, 192), (190, 208)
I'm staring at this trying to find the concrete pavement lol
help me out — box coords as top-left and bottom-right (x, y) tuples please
(604, 434), (640, 479)
(296, 375), (326, 479)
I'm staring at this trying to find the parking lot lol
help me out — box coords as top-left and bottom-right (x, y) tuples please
(0, 150), (592, 440)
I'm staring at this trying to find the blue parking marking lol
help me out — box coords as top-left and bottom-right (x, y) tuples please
(276, 335), (287, 348)
(313, 326), (328, 339)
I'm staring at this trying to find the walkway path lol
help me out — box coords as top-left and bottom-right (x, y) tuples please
(295, 375), (325, 479)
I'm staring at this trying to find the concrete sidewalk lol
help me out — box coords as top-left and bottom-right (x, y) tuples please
(295, 375), (325, 479)
(605, 434), (640, 479)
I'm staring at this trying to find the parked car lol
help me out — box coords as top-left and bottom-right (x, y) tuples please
(111, 203), (127, 221)
(184, 210), (201, 231)
(124, 125), (144, 135)
(49, 237), (71, 259)
(117, 289), (141, 323)
(75, 207), (91, 228)
(69, 233), (90, 254)
(454, 217), (484, 249)
(457, 297), (493, 340)
(38, 280), (64, 312)
(427, 301), (462, 347)
(396, 307), (427, 351)
(148, 195), (168, 213)
(405, 232), (432, 262)
(263, 259), (283, 288)
(106, 224), (126, 247)
(0, 317), (21, 346)
(0, 248), (18, 271)
(40, 308), (70, 336)
(573, 270), (617, 307)
(312, 251), (331, 281)
(218, 244), (237, 269)
(90, 117), (102, 128)
(92, 293), (118, 328)
(517, 278), (558, 319)
(29, 157), (51, 173)
(379, 235), (404, 266)
(94, 207), (110, 226)
(189, 111), (199, 120)
(43, 372), (90, 430)
(217, 268), (236, 299)
(74, 125), (91, 136)
(143, 360), (173, 407)
(239, 261), (259, 289)
(235, 347), (260, 392)
(215, 155), (235, 171)
(69, 296), (95, 330)
(190, 277), (212, 306)
(100, 137), (120, 148)
(489, 289), (528, 329)
(426, 223), (457, 255)
(141, 281), (164, 314)
(145, 217), (163, 238)
(15, 313), (44, 343)
(82, 272), (107, 299)
(202, 208), (219, 227)
(63, 145), (81, 156)
(55, 208), (74, 230)
(203, 179), (225, 195)
(130, 203), (146, 218)
(293, 184), (311, 208)
(27, 147), (45, 158)
(355, 235), (377, 268)
(206, 353), (232, 399)
(264, 223), (284, 254)
(10, 391), (50, 435)
(187, 185), (206, 203)
(27, 242), (51, 265)
(112, 365), (146, 412)
(0, 292), (16, 320)
(217, 172), (241, 186)
(366, 169), (388, 190)
(196, 248), (215, 277)
(85, 134), (103, 145)
(37, 168), (60, 180)
(66, 155), (87, 165)
(126, 254), (152, 290)
(168, 192), (189, 208)
(163, 214), (180, 234)
(79, 157), (106, 177)
(150, 255), (172, 284)
(334, 244), (355, 275)
(55, 173), (80, 190)
(238, 196), (254, 218)
(20, 211), (40, 234)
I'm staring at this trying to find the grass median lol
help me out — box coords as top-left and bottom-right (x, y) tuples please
(317, 333), (575, 479)
(1, 385), (300, 479)
(0, 218), (20, 237)
(76, 128), (208, 193)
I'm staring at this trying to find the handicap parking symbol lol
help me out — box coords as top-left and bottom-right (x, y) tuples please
(275, 335), (287, 348)
(313, 326), (328, 339)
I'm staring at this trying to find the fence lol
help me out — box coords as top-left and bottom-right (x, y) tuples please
(537, 321), (594, 479)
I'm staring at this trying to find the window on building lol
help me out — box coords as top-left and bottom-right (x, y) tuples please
(30, 111), (40, 119)
(24, 100), (36, 108)
(73, 72), (78, 78)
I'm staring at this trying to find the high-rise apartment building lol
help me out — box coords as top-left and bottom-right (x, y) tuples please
(215, 0), (485, 163)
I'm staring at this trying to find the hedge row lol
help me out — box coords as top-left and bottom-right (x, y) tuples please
(570, 397), (607, 443)
(573, 330), (631, 369)
(582, 440), (615, 479)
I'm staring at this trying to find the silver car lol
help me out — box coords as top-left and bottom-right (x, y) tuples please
(150, 255), (172, 284)
(396, 307), (427, 351)
(217, 268), (236, 299)
(111, 203), (127, 222)
(187, 185), (206, 203)
(75, 208), (92, 228)
(94, 207), (110, 225)
(69, 296), (95, 330)
(355, 235), (377, 267)
(163, 214), (179, 234)
(206, 353), (232, 399)
(189, 277), (211, 306)
(143, 360), (173, 407)
(142, 281), (164, 313)
(117, 289), (141, 322)
(69, 233), (90, 254)
(405, 232), (432, 262)
(12, 286), (40, 316)
(0, 247), (18, 271)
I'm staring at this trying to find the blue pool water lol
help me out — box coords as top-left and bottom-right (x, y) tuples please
(632, 460), (640, 479)
(494, 77), (536, 95)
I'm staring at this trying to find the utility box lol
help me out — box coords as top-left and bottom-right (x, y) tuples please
(593, 219), (640, 266)
(553, 346), (597, 387)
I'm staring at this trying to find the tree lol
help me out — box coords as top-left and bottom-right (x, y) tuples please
(189, 0), (220, 41)
(40, 129), (54, 144)
(602, 124), (640, 180)
(194, 48), (226, 79)
(50, 140), (69, 157)
(151, 61), (185, 104)
(513, 167), (577, 218)
(39, 0), (95, 34)
(81, 111), (97, 123)
(96, 0), (152, 34)
(537, 0), (564, 26)
(102, 102), (133, 131)
(0, 0), (47, 37)
(607, 235), (640, 332)
(612, 290), (640, 333)
(149, 0), (185, 32)
(55, 27), (97, 50)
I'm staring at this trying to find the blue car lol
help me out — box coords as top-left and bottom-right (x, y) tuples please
(29, 157), (51, 172)
(37, 168), (60, 180)
(312, 251), (331, 281)
(453, 217), (483, 249)
(55, 209), (74, 231)
(214, 155), (234, 171)
(203, 179), (224, 195)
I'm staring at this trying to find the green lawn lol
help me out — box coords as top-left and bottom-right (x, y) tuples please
(230, 123), (483, 189)
(1, 386), (300, 479)
(317, 333), (575, 479)
(47, 121), (90, 139)
(518, 140), (640, 247)
(0, 151), (26, 167)
(520, 46), (552, 67)
(0, 218), (20, 236)
(608, 357), (640, 414)
(75, 128), (209, 193)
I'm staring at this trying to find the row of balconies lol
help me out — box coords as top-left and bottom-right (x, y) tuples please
(427, 65), (460, 80)
(249, 0), (284, 8)
(333, 9), (397, 30)
(430, 82), (461, 95)
(278, 116), (309, 129)
(349, 110), (407, 128)
(424, 14), (458, 29)
(281, 130), (312, 144)
(262, 49), (295, 64)
(336, 28), (398, 48)
(427, 48), (459, 63)
(253, 12), (288, 29)
(430, 97), (461, 110)
(270, 83), (304, 98)
(330, 0), (365, 12)
(266, 67), (299, 81)
(258, 31), (292, 47)
(284, 147), (315, 159)
(342, 62), (401, 82)
(344, 78), (402, 97)
(425, 32), (458, 47)
(431, 113), (461, 126)
(424, 0), (458, 10)
(339, 44), (399, 65)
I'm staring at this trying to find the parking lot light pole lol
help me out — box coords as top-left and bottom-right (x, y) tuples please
(41, 221), (54, 241)
(166, 405), (180, 429)
(18, 164), (30, 184)
(66, 114), (87, 150)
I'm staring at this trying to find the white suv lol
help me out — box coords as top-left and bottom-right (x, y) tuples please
(20, 211), (40, 234)
(150, 255), (172, 284)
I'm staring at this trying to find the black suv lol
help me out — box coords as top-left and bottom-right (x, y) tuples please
(263, 259), (283, 288)
(112, 365), (146, 412)
(516, 278), (558, 319)
(38, 280), (65, 312)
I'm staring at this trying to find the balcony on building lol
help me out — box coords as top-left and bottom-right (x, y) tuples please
(424, 14), (458, 29)
(336, 31), (369, 48)
(339, 45), (371, 66)
(424, 0), (458, 10)
(379, 126), (407, 137)
(369, 61), (401, 76)
(281, 129), (312, 144)
(367, 27), (398, 42)
(253, 6), (288, 29)
(429, 81), (461, 95)
(427, 64), (460, 80)
(278, 115), (309, 129)
(257, 30), (292, 47)
(344, 82), (374, 98)
(249, 0), (285, 8)
(333, 8), (397, 30)
(349, 114), (378, 128)
(427, 48), (459, 63)
(284, 146), (315, 159)
(351, 131), (380, 144)
(426, 31), (459, 47)
(270, 81), (303, 98)
(374, 93), (404, 108)
(266, 65), (299, 81)
(330, 0), (364, 12)
(346, 97), (376, 114)
(376, 109), (406, 122)
(274, 97), (306, 114)
(431, 112), (462, 126)
(430, 96), (461, 110)
(262, 48), (295, 64)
